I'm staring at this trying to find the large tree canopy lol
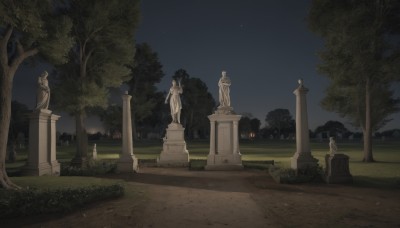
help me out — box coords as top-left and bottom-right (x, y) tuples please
(265, 108), (294, 138)
(308, 0), (400, 162)
(0, 0), (73, 189)
(126, 43), (165, 140)
(52, 0), (140, 167)
(172, 69), (216, 139)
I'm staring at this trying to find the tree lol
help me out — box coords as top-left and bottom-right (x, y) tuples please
(99, 104), (122, 138)
(239, 116), (251, 138)
(172, 69), (216, 138)
(314, 120), (349, 138)
(126, 43), (165, 140)
(53, 0), (140, 167)
(7, 101), (29, 162)
(265, 109), (294, 138)
(308, 0), (400, 162)
(0, 1), (72, 189)
(250, 118), (261, 136)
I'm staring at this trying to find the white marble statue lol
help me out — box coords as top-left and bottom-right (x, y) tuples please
(35, 71), (50, 110)
(165, 79), (183, 123)
(218, 71), (231, 107)
(329, 137), (337, 155)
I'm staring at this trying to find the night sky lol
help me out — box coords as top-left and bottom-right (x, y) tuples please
(11, 0), (400, 134)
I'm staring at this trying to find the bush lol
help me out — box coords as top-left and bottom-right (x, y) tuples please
(0, 184), (124, 218)
(61, 160), (117, 176)
(269, 165), (324, 184)
(189, 159), (207, 170)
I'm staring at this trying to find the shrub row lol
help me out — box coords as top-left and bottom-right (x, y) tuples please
(269, 165), (324, 184)
(61, 160), (117, 176)
(0, 184), (124, 218)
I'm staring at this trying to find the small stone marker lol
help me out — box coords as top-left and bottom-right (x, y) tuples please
(325, 140), (353, 184)
(92, 143), (97, 160)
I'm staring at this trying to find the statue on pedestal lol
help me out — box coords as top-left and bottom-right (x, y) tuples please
(165, 79), (183, 124)
(218, 71), (231, 107)
(35, 71), (50, 110)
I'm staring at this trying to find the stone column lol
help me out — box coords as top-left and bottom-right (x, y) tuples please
(209, 120), (216, 155)
(49, 114), (61, 174)
(117, 91), (138, 172)
(233, 120), (239, 154)
(291, 79), (318, 170)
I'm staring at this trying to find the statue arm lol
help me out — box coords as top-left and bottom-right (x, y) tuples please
(165, 90), (171, 104)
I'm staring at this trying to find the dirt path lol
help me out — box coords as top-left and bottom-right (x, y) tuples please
(3, 167), (400, 227)
(133, 168), (272, 227)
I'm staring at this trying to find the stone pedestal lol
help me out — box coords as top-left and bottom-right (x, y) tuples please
(325, 154), (353, 184)
(291, 80), (318, 170)
(24, 109), (60, 176)
(117, 92), (139, 173)
(157, 123), (189, 166)
(205, 112), (243, 170)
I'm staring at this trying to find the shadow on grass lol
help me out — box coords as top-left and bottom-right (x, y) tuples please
(353, 176), (400, 189)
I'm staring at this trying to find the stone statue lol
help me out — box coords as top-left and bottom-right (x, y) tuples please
(218, 71), (231, 107)
(165, 79), (183, 124)
(329, 137), (337, 155)
(35, 71), (50, 110)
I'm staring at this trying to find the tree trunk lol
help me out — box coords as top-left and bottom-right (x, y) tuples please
(0, 70), (20, 189)
(71, 110), (88, 167)
(363, 78), (374, 162)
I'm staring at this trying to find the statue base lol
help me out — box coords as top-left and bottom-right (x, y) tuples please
(215, 106), (234, 115)
(205, 113), (243, 170)
(23, 109), (61, 176)
(157, 123), (189, 167)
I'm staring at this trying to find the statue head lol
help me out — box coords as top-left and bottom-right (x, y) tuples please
(222, 71), (226, 77)
(329, 137), (335, 142)
(172, 80), (177, 86)
(41, 71), (48, 79)
(298, 78), (303, 86)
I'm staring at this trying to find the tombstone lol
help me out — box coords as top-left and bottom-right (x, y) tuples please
(291, 79), (318, 170)
(17, 132), (25, 149)
(158, 79), (189, 166)
(24, 109), (61, 176)
(116, 91), (139, 172)
(325, 154), (353, 184)
(92, 143), (97, 160)
(205, 71), (243, 170)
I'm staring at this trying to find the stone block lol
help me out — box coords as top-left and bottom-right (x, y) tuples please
(325, 154), (353, 184)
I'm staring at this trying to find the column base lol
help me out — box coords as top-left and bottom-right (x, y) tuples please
(290, 152), (319, 170)
(117, 154), (139, 173)
(205, 153), (243, 170)
(23, 162), (54, 176)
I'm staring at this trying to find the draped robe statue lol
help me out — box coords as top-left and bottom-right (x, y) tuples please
(35, 71), (50, 110)
(218, 71), (231, 107)
(165, 80), (183, 123)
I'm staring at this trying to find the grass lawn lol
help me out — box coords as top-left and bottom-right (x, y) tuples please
(7, 138), (400, 188)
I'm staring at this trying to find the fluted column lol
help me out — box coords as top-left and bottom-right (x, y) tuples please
(291, 79), (318, 170)
(210, 120), (216, 155)
(233, 120), (238, 154)
(122, 91), (133, 156)
(117, 91), (138, 172)
(294, 81), (310, 155)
